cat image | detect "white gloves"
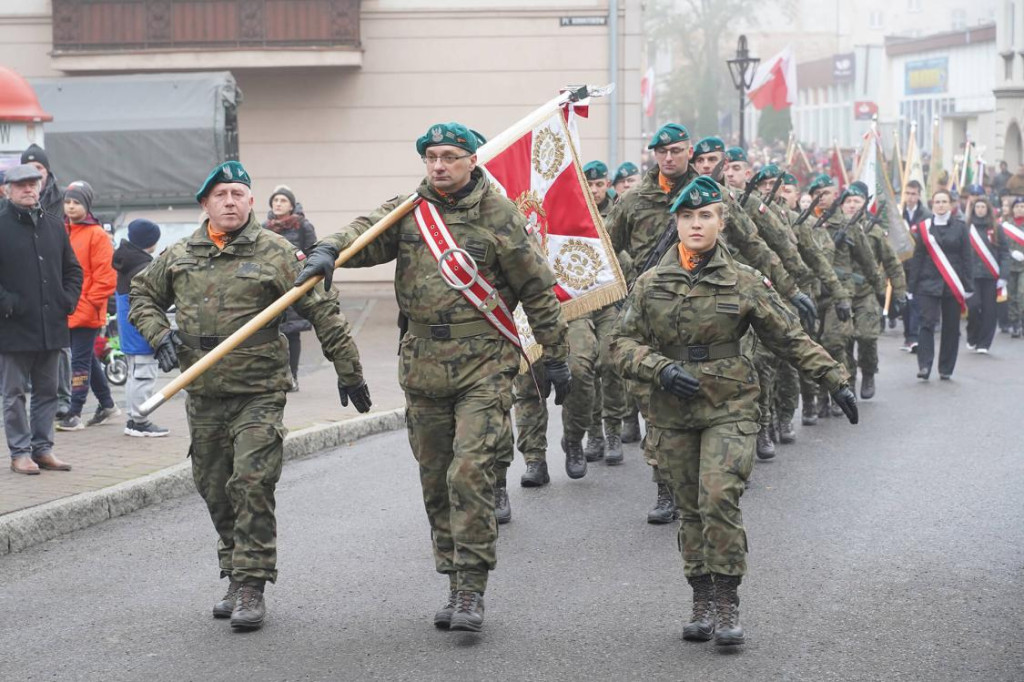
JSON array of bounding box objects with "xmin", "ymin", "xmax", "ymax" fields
[{"xmin": 1012, "ymin": 250, "xmax": 1024, "ymax": 263}]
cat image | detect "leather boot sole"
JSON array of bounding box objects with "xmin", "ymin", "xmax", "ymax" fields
[
  {"xmin": 213, "ymin": 602, "xmax": 234, "ymax": 619},
  {"xmin": 449, "ymin": 615, "xmax": 483, "ymax": 632},
  {"xmin": 10, "ymin": 460, "xmax": 41, "ymax": 475},
  {"xmin": 230, "ymin": 616, "xmax": 264, "ymax": 631},
  {"xmin": 715, "ymin": 630, "xmax": 745, "ymax": 646},
  {"xmin": 682, "ymin": 623, "xmax": 715, "ymax": 642}
]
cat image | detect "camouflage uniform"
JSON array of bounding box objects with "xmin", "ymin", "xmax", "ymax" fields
[
  {"xmin": 320, "ymin": 169, "xmax": 567, "ymax": 594},
  {"xmin": 848, "ymin": 220, "xmax": 907, "ymax": 377},
  {"xmin": 612, "ymin": 245, "xmax": 848, "ymax": 577},
  {"xmin": 130, "ymin": 213, "xmax": 364, "ymax": 583}
]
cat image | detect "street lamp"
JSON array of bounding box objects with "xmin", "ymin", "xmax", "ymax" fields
[{"xmin": 726, "ymin": 35, "xmax": 759, "ymax": 150}]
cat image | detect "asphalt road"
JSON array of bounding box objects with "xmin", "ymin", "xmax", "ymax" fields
[{"xmin": 2, "ymin": 332, "xmax": 1023, "ymax": 681}]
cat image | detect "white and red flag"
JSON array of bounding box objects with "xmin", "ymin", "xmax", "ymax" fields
[
  {"xmin": 748, "ymin": 46, "xmax": 797, "ymax": 110},
  {"xmin": 482, "ymin": 103, "xmax": 626, "ymax": 360},
  {"xmin": 641, "ymin": 67, "xmax": 656, "ymax": 116}
]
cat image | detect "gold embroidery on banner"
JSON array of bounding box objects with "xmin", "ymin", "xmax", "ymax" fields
[
  {"xmin": 553, "ymin": 239, "xmax": 603, "ymax": 291},
  {"xmin": 514, "ymin": 189, "xmax": 548, "ymax": 250},
  {"xmin": 532, "ymin": 127, "xmax": 566, "ymax": 181}
]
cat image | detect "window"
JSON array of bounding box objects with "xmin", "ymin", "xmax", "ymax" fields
[
  {"xmin": 869, "ymin": 11, "xmax": 884, "ymax": 30},
  {"xmin": 951, "ymin": 8, "xmax": 966, "ymax": 30}
]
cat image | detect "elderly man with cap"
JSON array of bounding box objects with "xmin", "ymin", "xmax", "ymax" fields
[
  {"xmin": 130, "ymin": 160, "xmax": 370, "ymax": 631},
  {"xmin": 0, "ymin": 165, "xmax": 82, "ymax": 474},
  {"xmin": 612, "ymin": 174, "xmax": 856, "ymax": 647},
  {"xmin": 296, "ymin": 121, "xmax": 569, "ymax": 632}
]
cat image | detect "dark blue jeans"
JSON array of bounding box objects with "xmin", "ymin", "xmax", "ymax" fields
[{"xmin": 69, "ymin": 327, "xmax": 113, "ymax": 418}]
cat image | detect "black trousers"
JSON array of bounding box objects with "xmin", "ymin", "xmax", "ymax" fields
[
  {"xmin": 285, "ymin": 331, "xmax": 301, "ymax": 380},
  {"xmin": 917, "ymin": 293, "xmax": 962, "ymax": 376},
  {"xmin": 966, "ymin": 278, "xmax": 997, "ymax": 350}
]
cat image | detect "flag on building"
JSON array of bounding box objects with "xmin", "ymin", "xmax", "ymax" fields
[
  {"xmin": 482, "ymin": 103, "xmax": 626, "ymax": 360},
  {"xmin": 748, "ymin": 46, "xmax": 798, "ymax": 110},
  {"xmin": 641, "ymin": 67, "xmax": 656, "ymax": 117}
]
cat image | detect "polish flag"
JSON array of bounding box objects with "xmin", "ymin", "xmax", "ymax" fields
[
  {"xmin": 641, "ymin": 67, "xmax": 656, "ymax": 116},
  {"xmin": 748, "ymin": 46, "xmax": 797, "ymax": 110}
]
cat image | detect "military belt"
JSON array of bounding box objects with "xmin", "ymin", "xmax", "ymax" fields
[
  {"xmin": 833, "ymin": 267, "xmax": 866, "ymax": 284},
  {"xmin": 407, "ymin": 319, "xmax": 498, "ymax": 341},
  {"xmin": 661, "ymin": 341, "xmax": 741, "ymax": 363},
  {"xmin": 177, "ymin": 327, "xmax": 280, "ymax": 351}
]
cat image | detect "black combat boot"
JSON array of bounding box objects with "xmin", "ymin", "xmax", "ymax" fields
[
  {"xmin": 584, "ymin": 433, "xmax": 606, "ymax": 462},
  {"xmin": 860, "ymin": 373, "xmax": 876, "ymax": 399},
  {"xmin": 621, "ymin": 415, "xmax": 642, "ymax": 443},
  {"xmin": 562, "ymin": 436, "xmax": 587, "ymax": 479},
  {"xmin": 778, "ymin": 415, "xmax": 796, "ymax": 444},
  {"xmin": 605, "ymin": 433, "xmax": 624, "ymax": 465},
  {"xmin": 230, "ymin": 582, "xmax": 266, "ymax": 631},
  {"xmin": 448, "ymin": 591, "xmax": 485, "ymax": 632},
  {"xmin": 647, "ymin": 482, "xmax": 678, "ymax": 524},
  {"xmin": 817, "ymin": 394, "xmax": 831, "ymax": 419},
  {"xmin": 801, "ymin": 398, "xmax": 818, "ymax": 426},
  {"xmin": 755, "ymin": 426, "xmax": 776, "ymax": 460},
  {"xmin": 830, "ymin": 398, "xmax": 845, "ymax": 417},
  {"xmin": 713, "ymin": 574, "xmax": 744, "ymax": 646},
  {"xmin": 682, "ymin": 574, "xmax": 716, "ymax": 642},
  {"xmin": 494, "ymin": 481, "xmax": 511, "ymax": 525},
  {"xmin": 520, "ymin": 460, "xmax": 550, "ymax": 487},
  {"xmin": 767, "ymin": 420, "xmax": 778, "ymax": 444},
  {"xmin": 213, "ymin": 579, "xmax": 242, "ymax": 619},
  {"xmin": 433, "ymin": 588, "xmax": 457, "ymax": 629}
]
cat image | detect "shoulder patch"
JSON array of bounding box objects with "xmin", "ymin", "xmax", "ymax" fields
[
  {"xmin": 295, "ymin": 250, "xmax": 306, "ymax": 261},
  {"xmin": 758, "ymin": 202, "xmax": 767, "ymax": 214},
  {"xmin": 763, "ymin": 276, "xmax": 773, "ymax": 289}
]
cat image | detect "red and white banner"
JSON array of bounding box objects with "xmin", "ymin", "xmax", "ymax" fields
[
  {"xmin": 970, "ymin": 226, "xmax": 1006, "ymax": 299},
  {"xmin": 1003, "ymin": 221, "xmax": 1024, "ymax": 249},
  {"xmin": 748, "ymin": 46, "xmax": 797, "ymax": 110},
  {"xmin": 641, "ymin": 67, "xmax": 656, "ymax": 117},
  {"xmin": 482, "ymin": 103, "xmax": 626, "ymax": 359},
  {"xmin": 919, "ymin": 219, "xmax": 968, "ymax": 312}
]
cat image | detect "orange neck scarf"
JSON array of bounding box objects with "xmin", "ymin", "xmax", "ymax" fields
[
  {"xmin": 658, "ymin": 172, "xmax": 675, "ymax": 194},
  {"xmin": 677, "ymin": 243, "xmax": 708, "ymax": 271},
  {"xmin": 207, "ymin": 225, "xmax": 229, "ymax": 250}
]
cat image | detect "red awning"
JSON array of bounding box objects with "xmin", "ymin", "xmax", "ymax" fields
[{"xmin": 0, "ymin": 66, "xmax": 53, "ymax": 122}]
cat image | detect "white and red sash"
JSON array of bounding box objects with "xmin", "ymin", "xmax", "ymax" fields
[
  {"xmin": 969, "ymin": 225, "xmax": 1007, "ymax": 298},
  {"xmin": 1002, "ymin": 221, "xmax": 1024, "ymax": 249},
  {"xmin": 918, "ymin": 219, "xmax": 967, "ymax": 312},
  {"xmin": 412, "ymin": 198, "xmax": 523, "ymax": 349}
]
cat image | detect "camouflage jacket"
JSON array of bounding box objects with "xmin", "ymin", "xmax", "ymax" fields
[
  {"xmin": 825, "ymin": 212, "xmax": 883, "ymax": 296},
  {"xmin": 772, "ymin": 202, "xmax": 850, "ymax": 304},
  {"xmin": 130, "ymin": 213, "xmax": 363, "ymax": 396},
  {"xmin": 611, "ymin": 244, "xmax": 848, "ymax": 431},
  {"xmin": 862, "ymin": 221, "xmax": 908, "ymax": 299},
  {"xmin": 740, "ymin": 189, "xmax": 813, "ymax": 285},
  {"xmin": 321, "ymin": 169, "xmax": 567, "ymax": 362}
]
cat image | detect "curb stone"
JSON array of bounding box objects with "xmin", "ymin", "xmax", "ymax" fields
[{"xmin": 0, "ymin": 408, "xmax": 405, "ymax": 556}]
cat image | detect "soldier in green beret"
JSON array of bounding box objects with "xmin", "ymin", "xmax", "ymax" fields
[
  {"xmin": 611, "ymin": 175, "xmax": 857, "ymax": 647},
  {"xmin": 296, "ymin": 122, "xmax": 569, "ymax": 632},
  {"xmin": 612, "ymin": 161, "xmax": 641, "ymax": 197},
  {"xmin": 130, "ymin": 161, "xmax": 370, "ymax": 631}
]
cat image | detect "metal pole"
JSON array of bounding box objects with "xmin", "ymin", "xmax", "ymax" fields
[
  {"xmin": 608, "ymin": 0, "xmax": 619, "ymax": 169},
  {"xmin": 739, "ymin": 89, "xmax": 746, "ymax": 150}
]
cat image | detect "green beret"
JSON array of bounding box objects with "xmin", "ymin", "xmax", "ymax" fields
[
  {"xmin": 470, "ymin": 129, "xmax": 487, "ymax": 146},
  {"xmin": 725, "ymin": 147, "xmax": 748, "ymax": 163},
  {"xmin": 196, "ymin": 161, "xmax": 252, "ymax": 203},
  {"xmin": 806, "ymin": 173, "xmax": 835, "ymax": 194},
  {"xmin": 583, "ymin": 160, "xmax": 609, "ymax": 181},
  {"xmin": 613, "ymin": 161, "xmax": 639, "ymax": 184},
  {"xmin": 782, "ymin": 172, "xmax": 798, "ymax": 186},
  {"xmin": 753, "ymin": 163, "xmax": 782, "ymax": 185},
  {"xmin": 607, "ymin": 187, "xmax": 618, "ymax": 201},
  {"xmin": 692, "ymin": 136, "xmax": 725, "ymax": 159},
  {"xmin": 841, "ymin": 181, "xmax": 870, "ymax": 203},
  {"xmin": 648, "ymin": 123, "xmax": 690, "ymax": 149},
  {"xmin": 416, "ymin": 122, "xmax": 478, "ymax": 156},
  {"xmin": 669, "ymin": 176, "xmax": 723, "ymax": 213}
]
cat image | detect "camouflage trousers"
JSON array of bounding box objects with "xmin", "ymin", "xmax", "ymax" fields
[
  {"xmin": 513, "ymin": 318, "xmax": 597, "ymax": 462},
  {"xmin": 772, "ymin": 361, "xmax": 801, "ymax": 421},
  {"xmin": 846, "ymin": 292, "xmax": 882, "ymax": 375},
  {"xmin": 587, "ymin": 305, "xmax": 627, "ymax": 439},
  {"xmin": 752, "ymin": 335, "xmax": 777, "ymax": 428},
  {"xmin": 1008, "ymin": 270, "xmax": 1024, "ymax": 326},
  {"xmin": 808, "ymin": 297, "xmax": 854, "ymax": 406},
  {"xmin": 651, "ymin": 421, "xmax": 757, "ymax": 577},
  {"xmin": 186, "ymin": 391, "xmax": 287, "ymax": 583}
]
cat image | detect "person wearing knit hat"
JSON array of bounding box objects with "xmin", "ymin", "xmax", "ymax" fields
[
  {"xmin": 21, "ymin": 143, "xmax": 62, "ymax": 217},
  {"xmin": 128, "ymin": 218, "xmax": 161, "ymax": 249},
  {"xmin": 263, "ymin": 185, "xmax": 318, "ymax": 390},
  {"xmin": 64, "ymin": 180, "xmax": 95, "ymax": 218}
]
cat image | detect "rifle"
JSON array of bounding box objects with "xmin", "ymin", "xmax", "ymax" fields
[
  {"xmin": 738, "ymin": 176, "xmax": 759, "ymax": 208},
  {"xmin": 866, "ymin": 199, "xmax": 887, "ymax": 228},
  {"xmin": 832, "ymin": 200, "xmax": 869, "ymax": 248},
  {"xmin": 793, "ymin": 194, "xmax": 822, "ymax": 227},
  {"xmin": 764, "ymin": 172, "xmax": 786, "ymax": 208},
  {"xmin": 709, "ymin": 157, "xmax": 727, "ymax": 184},
  {"xmin": 811, "ymin": 194, "xmax": 843, "ymax": 230}
]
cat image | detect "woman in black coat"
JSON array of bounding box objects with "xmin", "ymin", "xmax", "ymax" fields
[
  {"xmin": 964, "ymin": 198, "xmax": 1008, "ymax": 354},
  {"xmin": 907, "ymin": 190, "xmax": 974, "ymax": 380},
  {"xmin": 263, "ymin": 185, "xmax": 318, "ymax": 391}
]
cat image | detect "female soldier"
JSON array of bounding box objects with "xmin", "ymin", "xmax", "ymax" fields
[{"xmin": 611, "ymin": 176, "xmax": 858, "ymax": 647}]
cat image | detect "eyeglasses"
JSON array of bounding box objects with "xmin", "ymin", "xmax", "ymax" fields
[
  {"xmin": 421, "ymin": 153, "xmax": 473, "ymax": 166},
  {"xmin": 654, "ymin": 146, "xmax": 690, "ymax": 158}
]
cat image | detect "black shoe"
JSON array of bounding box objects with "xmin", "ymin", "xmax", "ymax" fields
[
  {"xmin": 584, "ymin": 434, "xmax": 605, "ymax": 462},
  {"xmin": 917, "ymin": 368, "xmax": 930, "ymax": 381},
  {"xmin": 562, "ymin": 437, "xmax": 587, "ymax": 479},
  {"xmin": 682, "ymin": 574, "xmax": 716, "ymax": 642},
  {"xmin": 860, "ymin": 374, "xmax": 875, "ymax": 400},
  {"xmin": 779, "ymin": 419, "xmax": 796, "ymax": 444},
  {"xmin": 213, "ymin": 580, "xmax": 242, "ymax": 619},
  {"xmin": 939, "ymin": 374, "xmax": 952, "ymax": 381},
  {"xmin": 448, "ymin": 591, "xmax": 485, "ymax": 632},
  {"xmin": 621, "ymin": 416, "xmax": 641, "ymax": 443},
  {"xmin": 647, "ymin": 482, "xmax": 678, "ymax": 524},
  {"xmin": 605, "ymin": 434, "xmax": 624, "ymax": 465},
  {"xmin": 520, "ymin": 460, "xmax": 550, "ymax": 488},
  {"xmin": 801, "ymin": 400, "xmax": 818, "ymax": 426},
  {"xmin": 230, "ymin": 582, "xmax": 266, "ymax": 631},
  {"xmin": 713, "ymin": 574, "xmax": 744, "ymax": 646},
  {"xmin": 434, "ymin": 589, "xmax": 457, "ymax": 629},
  {"xmin": 494, "ymin": 483, "xmax": 511, "ymax": 525},
  {"xmin": 756, "ymin": 427, "xmax": 776, "ymax": 460}
]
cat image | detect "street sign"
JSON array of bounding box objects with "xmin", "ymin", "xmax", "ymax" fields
[
  {"xmin": 559, "ymin": 16, "xmax": 607, "ymax": 27},
  {"xmin": 854, "ymin": 101, "xmax": 878, "ymax": 120},
  {"xmin": 0, "ymin": 121, "xmax": 43, "ymax": 153}
]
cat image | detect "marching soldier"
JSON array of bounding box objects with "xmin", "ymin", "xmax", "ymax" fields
[
  {"xmin": 612, "ymin": 161, "xmax": 641, "ymax": 197},
  {"xmin": 612, "ymin": 175, "xmax": 857, "ymax": 646},
  {"xmin": 296, "ymin": 122, "xmax": 569, "ymax": 632},
  {"xmin": 130, "ymin": 161, "xmax": 370, "ymax": 632}
]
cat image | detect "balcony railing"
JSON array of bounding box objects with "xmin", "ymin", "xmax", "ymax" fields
[{"xmin": 51, "ymin": 0, "xmax": 361, "ymax": 53}]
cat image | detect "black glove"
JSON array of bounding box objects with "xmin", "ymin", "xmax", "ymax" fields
[
  {"xmin": 790, "ymin": 292, "xmax": 817, "ymax": 329},
  {"xmin": 890, "ymin": 296, "xmax": 906, "ymax": 318},
  {"xmin": 830, "ymin": 385, "xmax": 859, "ymax": 425},
  {"xmin": 835, "ymin": 300, "xmax": 852, "ymax": 322},
  {"xmin": 154, "ymin": 330, "xmax": 181, "ymax": 373},
  {"xmin": 294, "ymin": 242, "xmax": 341, "ymax": 291},
  {"xmin": 338, "ymin": 380, "xmax": 372, "ymax": 413},
  {"xmin": 659, "ymin": 363, "xmax": 701, "ymax": 400},
  {"xmin": 543, "ymin": 359, "xmax": 572, "ymax": 406}
]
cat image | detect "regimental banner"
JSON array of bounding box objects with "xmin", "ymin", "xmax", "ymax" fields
[{"xmin": 483, "ymin": 103, "xmax": 626, "ymax": 362}]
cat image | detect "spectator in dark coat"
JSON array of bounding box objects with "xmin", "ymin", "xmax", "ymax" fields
[
  {"xmin": 900, "ymin": 180, "xmax": 932, "ymax": 352},
  {"xmin": 0, "ymin": 164, "xmax": 82, "ymax": 475},
  {"xmin": 21, "ymin": 144, "xmax": 63, "ymax": 220},
  {"xmin": 964, "ymin": 198, "xmax": 1008, "ymax": 353},
  {"xmin": 263, "ymin": 185, "xmax": 317, "ymax": 390}
]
